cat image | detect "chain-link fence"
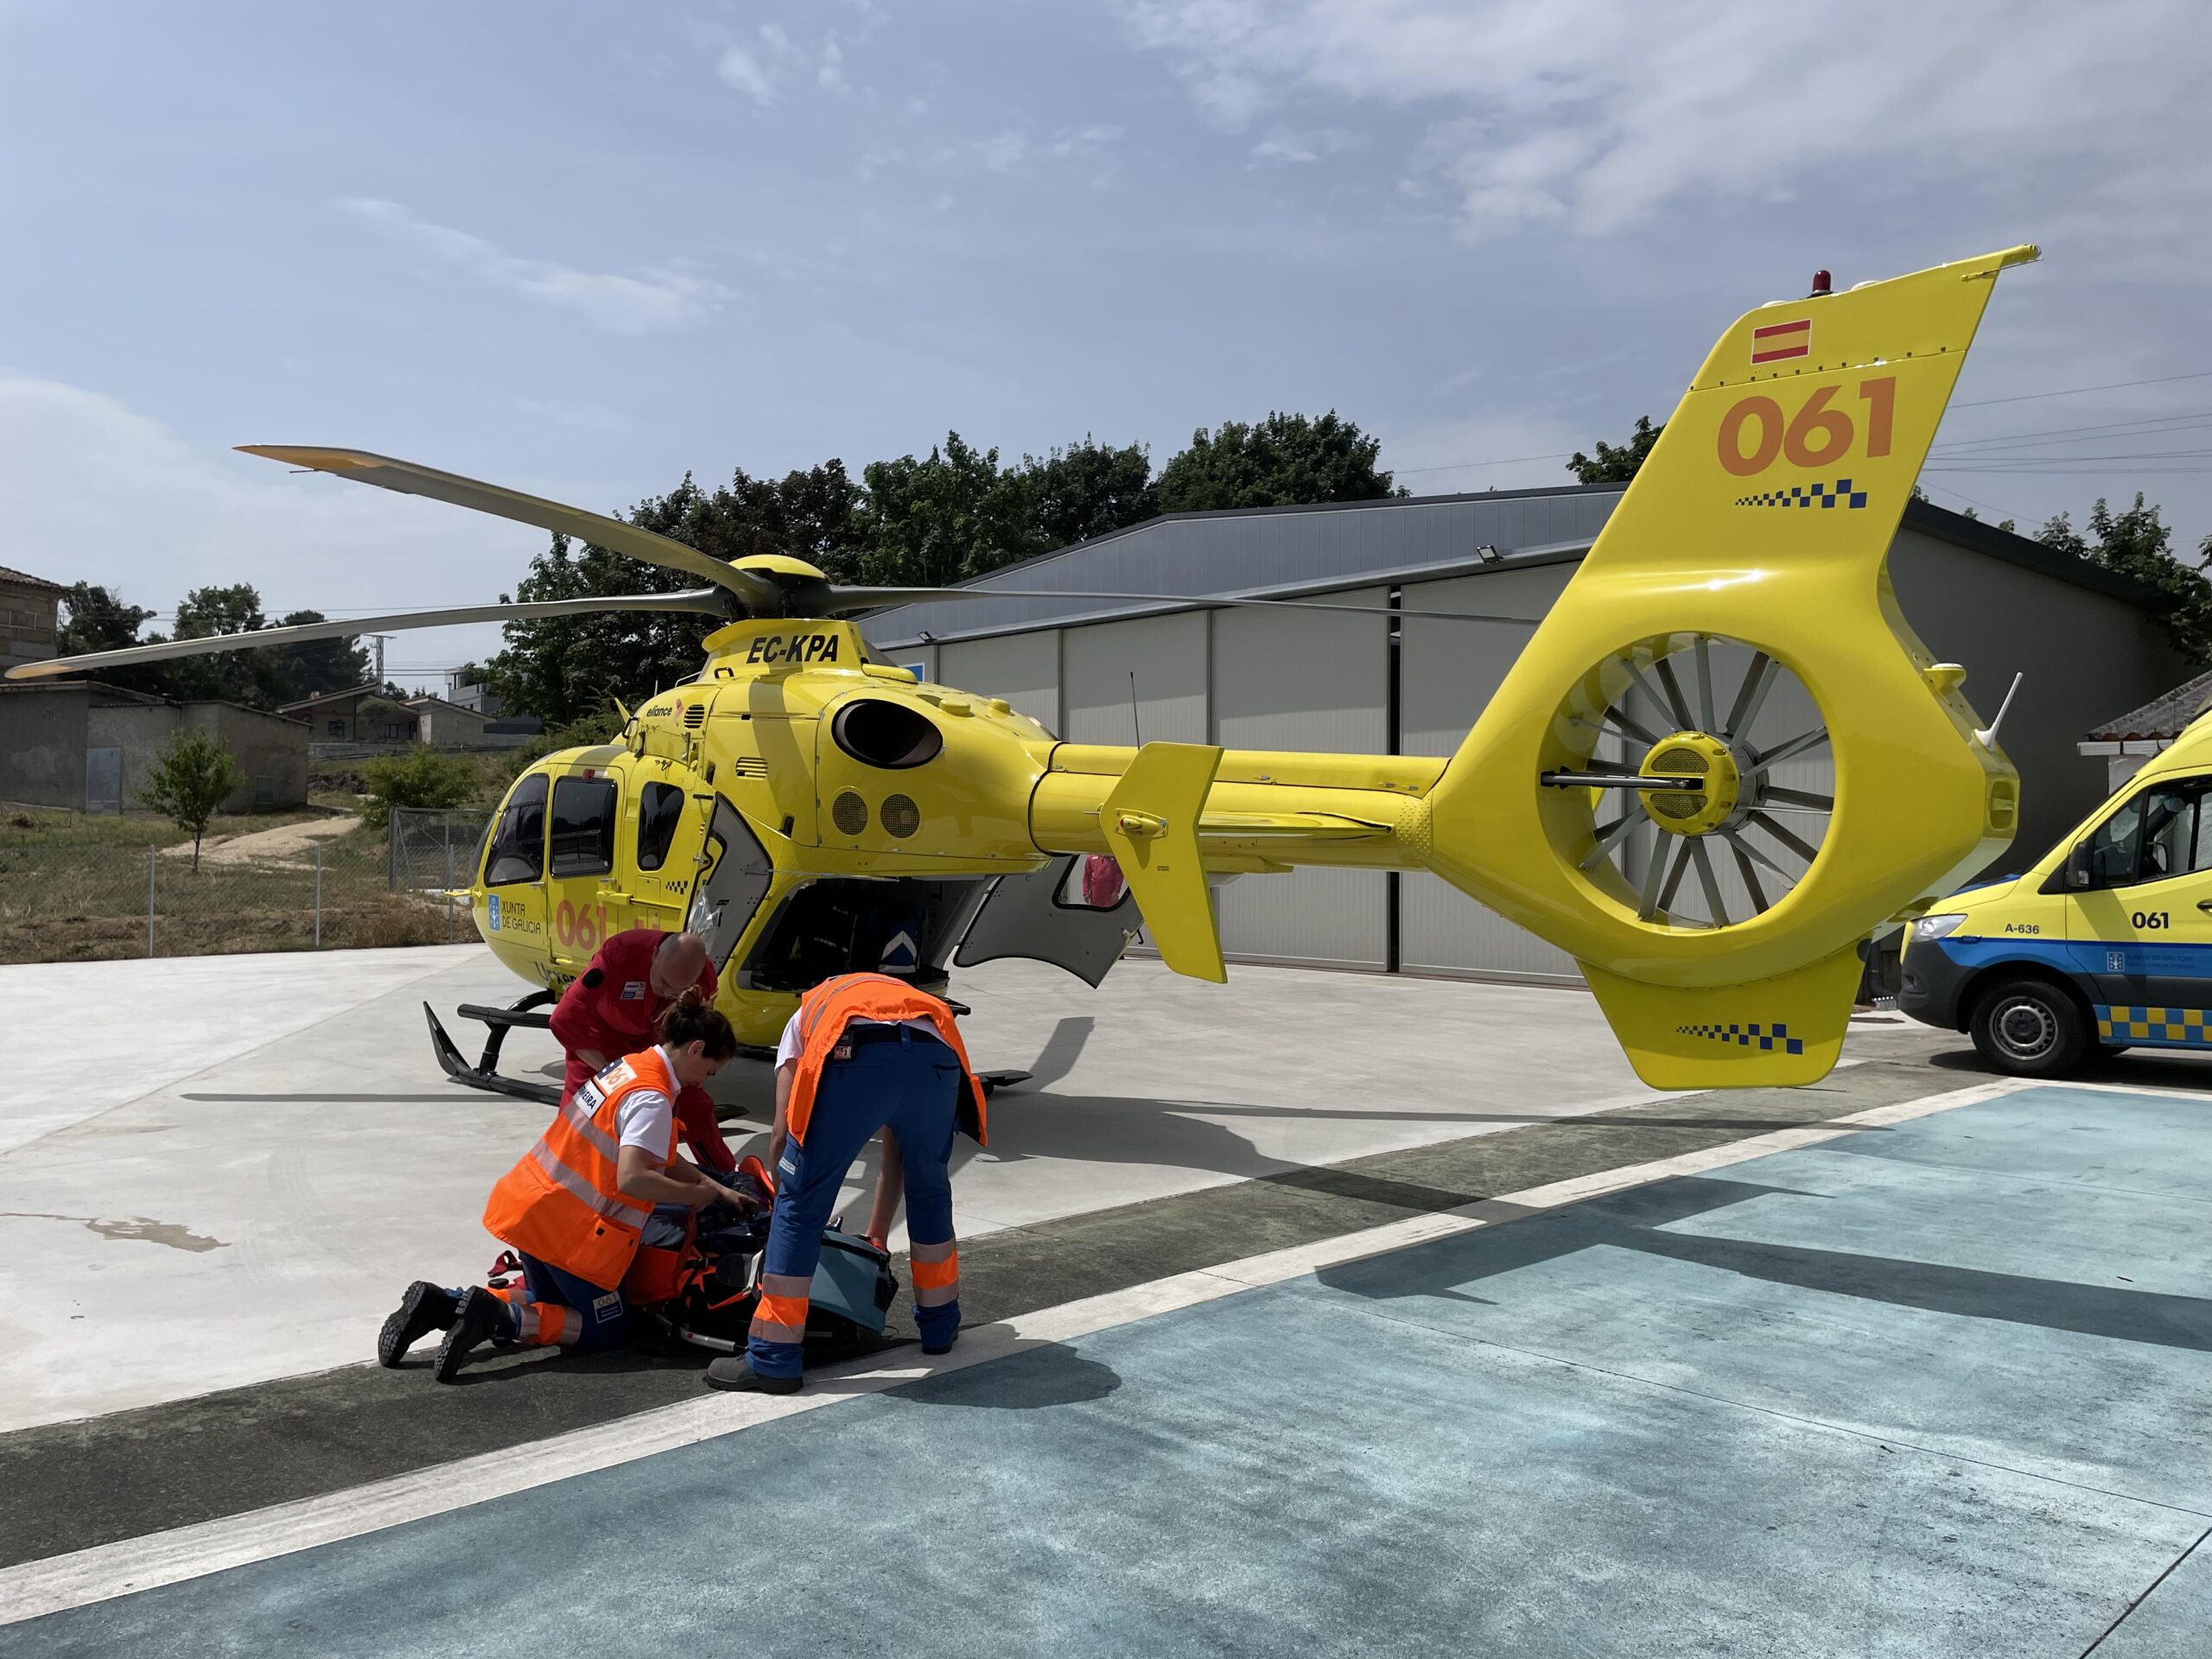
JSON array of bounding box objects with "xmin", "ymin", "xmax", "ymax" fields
[{"xmin": 0, "ymin": 805, "xmax": 494, "ymax": 965}]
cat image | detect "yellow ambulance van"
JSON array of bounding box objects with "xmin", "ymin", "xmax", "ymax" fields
[{"xmin": 1901, "ymin": 706, "xmax": 2212, "ymax": 1075}]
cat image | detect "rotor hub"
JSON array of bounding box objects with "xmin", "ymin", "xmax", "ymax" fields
[{"xmin": 1639, "ymin": 731, "xmax": 1740, "ymax": 837}]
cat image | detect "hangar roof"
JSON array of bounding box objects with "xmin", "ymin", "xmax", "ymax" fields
[{"xmin": 859, "ymin": 484, "xmax": 2160, "ymax": 651}]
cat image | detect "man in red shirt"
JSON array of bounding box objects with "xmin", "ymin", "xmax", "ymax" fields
[{"xmin": 548, "ymin": 928, "xmax": 736, "ymax": 1171}]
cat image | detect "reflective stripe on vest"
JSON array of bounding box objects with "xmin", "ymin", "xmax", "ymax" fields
[
  {"xmin": 528, "ymin": 1139, "xmax": 652, "ymax": 1230},
  {"xmin": 783, "ymin": 974, "xmax": 988, "ymax": 1147},
  {"xmin": 482, "ymin": 1047, "xmax": 679, "ymax": 1288}
]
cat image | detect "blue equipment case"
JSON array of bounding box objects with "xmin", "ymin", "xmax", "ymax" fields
[{"xmin": 810, "ymin": 1229, "xmax": 895, "ymax": 1335}]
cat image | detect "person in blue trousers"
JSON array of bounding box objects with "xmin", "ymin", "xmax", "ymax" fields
[{"xmin": 706, "ymin": 972, "xmax": 987, "ymax": 1395}]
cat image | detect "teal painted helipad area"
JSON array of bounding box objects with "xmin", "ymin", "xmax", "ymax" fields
[{"xmin": 10, "ymin": 1084, "xmax": 2210, "ymax": 1657}]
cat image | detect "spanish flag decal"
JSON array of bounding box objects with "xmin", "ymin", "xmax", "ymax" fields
[{"xmin": 1751, "ymin": 317, "xmax": 1812, "ymax": 365}]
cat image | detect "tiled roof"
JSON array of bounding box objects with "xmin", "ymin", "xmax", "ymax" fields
[
  {"xmin": 2085, "ymin": 667, "xmax": 2212, "ymax": 741},
  {"xmin": 0, "ymin": 565, "xmax": 67, "ymax": 593}
]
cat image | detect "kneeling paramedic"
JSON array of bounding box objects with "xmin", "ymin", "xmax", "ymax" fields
[
  {"xmin": 378, "ymin": 989, "xmax": 739, "ymax": 1382},
  {"xmin": 706, "ymin": 971, "xmax": 987, "ymax": 1395}
]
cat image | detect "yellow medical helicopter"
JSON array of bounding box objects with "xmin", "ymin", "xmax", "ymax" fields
[{"xmin": 10, "ymin": 245, "xmax": 2039, "ymax": 1091}]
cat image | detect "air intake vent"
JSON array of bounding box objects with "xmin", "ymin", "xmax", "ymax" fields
[
  {"xmin": 831, "ymin": 791, "xmax": 869, "ymax": 836},
  {"xmin": 880, "ymin": 794, "xmax": 920, "ymax": 838},
  {"xmin": 728, "ymin": 756, "xmax": 768, "ymax": 779},
  {"xmin": 683, "ymin": 702, "xmax": 708, "ymax": 728}
]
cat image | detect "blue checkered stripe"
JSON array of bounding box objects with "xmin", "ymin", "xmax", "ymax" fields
[
  {"xmin": 1735, "ymin": 478, "xmax": 1868, "ymax": 510},
  {"xmin": 2094, "ymin": 1005, "xmax": 2212, "ymax": 1047},
  {"xmin": 1676, "ymin": 1021, "xmax": 1805, "ymax": 1055}
]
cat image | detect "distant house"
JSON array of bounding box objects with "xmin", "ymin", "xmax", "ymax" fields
[
  {"xmin": 278, "ymin": 684, "xmax": 416, "ymax": 743},
  {"xmin": 2079, "ymin": 668, "xmax": 2212, "ymax": 791},
  {"xmin": 444, "ymin": 665, "xmax": 503, "ymax": 718},
  {"xmin": 0, "ymin": 565, "xmax": 66, "ymax": 677},
  {"xmin": 405, "ymin": 695, "xmax": 493, "ymax": 747},
  {"xmin": 0, "ymin": 680, "xmax": 308, "ymax": 814}
]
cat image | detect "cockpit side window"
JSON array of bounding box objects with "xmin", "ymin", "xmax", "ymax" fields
[{"xmin": 484, "ymin": 772, "xmax": 548, "ymax": 887}]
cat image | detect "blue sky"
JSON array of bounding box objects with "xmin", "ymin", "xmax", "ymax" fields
[{"xmin": 2, "ymin": 0, "xmax": 2204, "ymax": 690}]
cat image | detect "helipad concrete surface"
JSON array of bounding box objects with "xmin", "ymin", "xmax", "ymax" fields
[
  {"xmin": 4, "ymin": 1071, "xmax": 2208, "ymax": 1656},
  {"xmin": 0, "ymin": 942, "xmax": 1707, "ymax": 1430}
]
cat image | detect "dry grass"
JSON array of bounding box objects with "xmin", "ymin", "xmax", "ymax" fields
[{"xmin": 0, "ymin": 808, "xmax": 474, "ymax": 963}]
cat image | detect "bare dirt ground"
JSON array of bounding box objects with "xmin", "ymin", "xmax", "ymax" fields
[{"xmin": 159, "ymin": 816, "xmax": 358, "ymax": 867}]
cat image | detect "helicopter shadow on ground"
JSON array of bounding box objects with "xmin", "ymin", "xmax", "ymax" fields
[{"xmin": 1311, "ymin": 1171, "xmax": 2212, "ymax": 1351}]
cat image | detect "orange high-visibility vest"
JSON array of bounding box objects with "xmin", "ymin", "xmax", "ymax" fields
[
  {"xmin": 482, "ymin": 1046, "xmax": 679, "ymax": 1289},
  {"xmin": 784, "ymin": 974, "xmax": 988, "ymax": 1148}
]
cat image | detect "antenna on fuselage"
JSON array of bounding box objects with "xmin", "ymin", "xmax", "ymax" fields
[{"xmin": 1128, "ymin": 671, "xmax": 1142, "ymax": 746}]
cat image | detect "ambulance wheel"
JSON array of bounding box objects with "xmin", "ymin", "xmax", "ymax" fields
[{"xmin": 1969, "ymin": 978, "xmax": 2089, "ymax": 1077}]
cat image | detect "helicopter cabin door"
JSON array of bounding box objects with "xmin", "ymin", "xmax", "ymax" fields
[
  {"xmin": 954, "ymin": 854, "xmax": 1140, "ymax": 988},
  {"xmin": 542, "ymin": 758, "xmax": 644, "ymax": 973}
]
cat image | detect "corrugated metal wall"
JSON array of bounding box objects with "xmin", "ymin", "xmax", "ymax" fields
[
  {"xmin": 1397, "ymin": 568, "xmax": 1584, "ymax": 981},
  {"xmin": 1063, "ymin": 611, "xmax": 1209, "ymax": 744},
  {"xmin": 938, "ymin": 631, "xmax": 1061, "ymax": 734},
  {"xmin": 1211, "ymin": 587, "xmax": 1389, "ymax": 969}
]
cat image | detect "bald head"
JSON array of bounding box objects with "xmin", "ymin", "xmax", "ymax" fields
[{"xmin": 650, "ymin": 931, "xmax": 709, "ymax": 998}]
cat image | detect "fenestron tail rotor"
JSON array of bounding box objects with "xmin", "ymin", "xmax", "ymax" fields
[{"xmin": 1545, "ymin": 633, "xmax": 1834, "ymax": 931}]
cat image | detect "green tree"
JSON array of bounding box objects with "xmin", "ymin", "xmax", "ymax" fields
[
  {"xmin": 361, "ymin": 747, "xmax": 477, "ymax": 831},
  {"xmin": 486, "ymin": 464, "xmax": 867, "ymax": 724},
  {"xmin": 1154, "ymin": 410, "xmax": 1398, "ymax": 514},
  {"xmin": 858, "ymin": 432, "xmax": 1041, "ymax": 586},
  {"xmin": 1566, "ymin": 416, "xmax": 1665, "ymax": 484},
  {"xmin": 2039, "ymin": 494, "xmax": 2212, "ymax": 665},
  {"xmin": 264, "ymin": 611, "xmax": 372, "ymax": 702},
  {"xmin": 57, "ymin": 583, "xmax": 154, "ymax": 656},
  {"xmin": 137, "ymin": 728, "xmax": 245, "ymax": 871},
  {"xmin": 1008, "ymin": 436, "xmax": 1157, "ymax": 549},
  {"xmin": 54, "ymin": 583, "xmax": 172, "ymax": 696}
]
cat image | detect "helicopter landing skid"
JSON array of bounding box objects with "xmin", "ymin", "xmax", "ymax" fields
[{"xmin": 424, "ymin": 993, "xmax": 563, "ymax": 1108}]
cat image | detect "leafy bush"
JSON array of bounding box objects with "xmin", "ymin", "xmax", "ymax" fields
[
  {"xmin": 138, "ymin": 729, "xmax": 245, "ymax": 870},
  {"xmin": 506, "ymin": 708, "xmax": 626, "ymax": 775},
  {"xmin": 361, "ymin": 747, "xmax": 478, "ymax": 830}
]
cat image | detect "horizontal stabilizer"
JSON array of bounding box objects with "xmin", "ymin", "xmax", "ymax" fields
[
  {"xmin": 1581, "ymin": 946, "xmax": 1866, "ymax": 1090},
  {"xmin": 1103, "ymin": 742, "xmax": 1227, "ymax": 983}
]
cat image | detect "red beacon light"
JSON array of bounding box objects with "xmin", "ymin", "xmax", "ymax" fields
[{"xmin": 1809, "ymin": 269, "xmax": 1834, "ymax": 297}]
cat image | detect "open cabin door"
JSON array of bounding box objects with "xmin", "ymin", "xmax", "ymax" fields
[{"xmin": 955, "ymin": 854, "xmax": 1139, "ymax": 988}]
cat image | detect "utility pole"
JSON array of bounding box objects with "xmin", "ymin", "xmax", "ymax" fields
[{"xmin": 370, "ymin": 633, "xmax": 396, "ymax": 685}]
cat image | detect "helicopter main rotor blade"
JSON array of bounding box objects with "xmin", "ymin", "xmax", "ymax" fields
[
  {"xmin": 3, "ymin": 590, "xmax": 731, "ymax": 682},
  {"xmin": 238, "ymin": 447, "xmax": 785, "ymax": 615},
  {"xmin": 823, "ymin": 585, "xmax": 1543, "ymax": 626}
]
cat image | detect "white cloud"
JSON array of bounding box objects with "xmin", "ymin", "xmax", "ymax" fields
[
  {"xmin": 1123, "ymin": 1, "xmax": 2208, "ymax": 240},
  {"xmin": 974, "ymin": 130, "xmax": 1027, "ymax": 175},
  {"xmin": 757, "ymin": 22, "xmax": 796, "ymax": 59},
  {"xmin": 1048, "ymin": 124, "xmax": 1125, "ymax": 159},
  {"xmin": 340, "ymin": 199, "xmax": 732, "ymax": 335},
  {"xmin": 819, "ymin": 38, "xmax": 847, "ymax": 92},
  {"xmin": 716, "ymin": 45, "xmax": 776, "ymax": 104},
  {"xmin": 0, "ymin": 370, "xmax": 544, "ymax": 671},
  {"xmin": 512, "ymin": 397, "xmax": 633, "ymax": 435},
  {"xmin": 1249, "ymin": 125, "xmax": 1361, "ymax": 165}
]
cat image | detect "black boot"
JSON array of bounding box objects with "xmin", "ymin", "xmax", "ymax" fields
[
  {"xmin": 704, "ymin": 1356, "xmax": 801, "ymax": 1395},
  {"xmin": 378, "ymin": 1281, "xmax": 456, "ymax": 1369},
  {"xmin": 433, "ymin": 1287, "xmax": 512, "ymax": 1384}
]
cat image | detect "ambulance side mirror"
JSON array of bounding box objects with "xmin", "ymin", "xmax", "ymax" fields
[{"xmin": 2065, "ymin": 843, "xmax": 2093, "ymax": 889}]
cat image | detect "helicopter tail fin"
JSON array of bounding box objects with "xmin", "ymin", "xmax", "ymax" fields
[{"xmin": 1408, "ymin": 245, "xmax": 2037, "ymax": 1087}]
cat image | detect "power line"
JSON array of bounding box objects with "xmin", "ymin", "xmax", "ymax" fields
[
  {"xmin": 1394, "ymin": 450, "xmax": 1577, "ymax": 477},
  {"xmin": 1948, "ymin": 368, "xmax": 2212, "ymax": 410},
  {"xmin": 1930, "ymin": 410, "xmax": 2212, "ymax": 454}
]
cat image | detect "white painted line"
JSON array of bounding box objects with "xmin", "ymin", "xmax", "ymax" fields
[{"xmin": 0, "ymin": 1077, "xmax": 2028, "ymax": 1627}]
